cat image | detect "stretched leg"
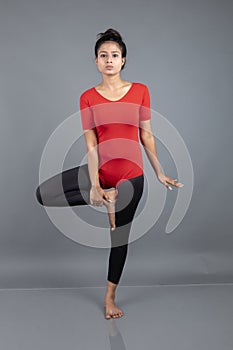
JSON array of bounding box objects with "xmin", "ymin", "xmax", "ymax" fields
[
  {"xmin": 104, "ymin": 174, "xmax": 144, "ymax": 319},
  {"xmin": 35, "ymin": 164, "xmax": 92, "ymax": 207},
  {"xmin": 35, "ymin": 164, "xmax": 117, "ymax": 228}
]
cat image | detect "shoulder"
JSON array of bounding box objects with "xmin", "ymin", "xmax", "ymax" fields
[
  {"xmin": 133, "ymin": 82, "xmax": 149, "ymax": 92},
  {"xmin": 80, "ymin": 86, "xmax": 94, "ymax": 100}
]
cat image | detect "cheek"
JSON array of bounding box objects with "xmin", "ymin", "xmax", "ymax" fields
[{"xmin": 96, "ymin": 60, "xmax": 104, "ymax": 66}]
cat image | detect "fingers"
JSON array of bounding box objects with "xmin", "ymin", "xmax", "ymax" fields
[
  {"xmin": 91, "ymin": 189, "xmax": 118, "ymax": 205},
  {"xmin": 173, "ymin": 179, "xmax": 184, "ymax": 188},
  {"xmin": 91, "ymin": 201, "xmax": 103, "ymax": 206},
  {"xmin": 90, "ymin": 187, "xmax": 104, "ymax": 206},
  {"xmin": 158, "ymin": 173, "xmax": 184, "ymax": 190},
  {"xmin": 167, "ymin": 178, "xmax": 184, "ymax": 190},
  {"xmin": 91, "ymin": 198, "xmax": 112, "ymax": 206},
  {"xmin": 164, "ymin": 178, "xmax": 184, "ymax": 191},
  {"xmin": 90, "ymin": 197, "xmax": 104, "ymax": 206},
  {"xmin": 103, "ymin": 194, "xmax": 113, "ymax": 203}
]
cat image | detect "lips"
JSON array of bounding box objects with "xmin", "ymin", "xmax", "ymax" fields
[{"xmin": 106, "ymin": 66, "xmax": 113, "ymax": 69}]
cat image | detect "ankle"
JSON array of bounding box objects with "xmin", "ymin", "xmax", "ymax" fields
[
  {"xmin": 105, "ymin": 294, "xmax": 115, "ymax": 302},
  {"xmin": 106, "ymin": 283, "xmax": 117, "ymax": 296},
  {"xmin": 106, "ymin": 288, "xmax": 115, "ymax": 296}
]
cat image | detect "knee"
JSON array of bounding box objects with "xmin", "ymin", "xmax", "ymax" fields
[
  {"xmin": 35, "ymin": 186, "xmax": 43, "ymax": 205},
  {"xmin": 115, "ymin": 244, "xmax": 128, "ymax": 259}
]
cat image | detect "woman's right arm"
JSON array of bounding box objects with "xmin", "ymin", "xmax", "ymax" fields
[
  {"xmin": 80, "ymin": 93, "xmax": 110, "ymax": 205},
  {"xmin": 83, "ymin": 129, "xmax": 101, "ymax": 188},
  {"xmin": 83, "ymin": 129, "xmax": 106, "ymax": 205}
]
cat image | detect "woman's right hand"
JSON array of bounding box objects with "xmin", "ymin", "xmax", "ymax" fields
[{"xmin": 90, "ymin": 185, "xmax": 105, "ymax": 206}]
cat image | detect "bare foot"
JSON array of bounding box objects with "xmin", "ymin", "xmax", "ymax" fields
[
  {"xmin": 103, "ymin": 189, "xmax": 118, "ymax": 231},
  {"xmin": 104, "ymin": 297, "xmax": 124, "ymax": 319}
]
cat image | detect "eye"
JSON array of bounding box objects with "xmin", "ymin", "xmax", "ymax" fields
[
  {"xmin": 113, "ymin": 54, "xmax": 119, "ymax": 57},
  {"xmin": 100, "ymin": 54, "xmax": 106, "ymax": 57}
]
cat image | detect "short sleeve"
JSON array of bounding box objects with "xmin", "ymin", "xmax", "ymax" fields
[
  {"xmin": 79, "ymin": 93, "xmax": 95, "ymax": 130},
  {"xmin": 140, "ymin": 85, "xmax": 151, "ymax": 121}
]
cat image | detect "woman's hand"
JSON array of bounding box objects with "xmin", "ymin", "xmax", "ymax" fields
[
  {"xmin": 90, "ymin": 185, "xmax": 113, "ymax": 206},
  {"xmin": 157, "ymin": 172, "xmax": 184, "ymax": 190},
  {"xmin": 90, "ymin": 185, "xmax": 105, "ymax": 206}
]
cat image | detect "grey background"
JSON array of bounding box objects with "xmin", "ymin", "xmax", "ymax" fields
[{"xmin": 0, "ymin": 0, "xmax": 232, "ymax": 288}]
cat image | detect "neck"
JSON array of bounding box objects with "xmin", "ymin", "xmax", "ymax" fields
[{"xmin": 99, "ymin": 74, "xmax": 125, "ymax": 90}]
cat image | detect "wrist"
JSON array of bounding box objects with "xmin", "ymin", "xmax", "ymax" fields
[
  {"xmin": 91, "ymin": 184, "xmax": 101, "ymax": 188},
  {"xmin": 156, "ymin": 171, "xmax": 163, "ymax": 178}
]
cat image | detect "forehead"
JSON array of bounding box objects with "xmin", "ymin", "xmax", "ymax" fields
[{"xmin": 98, "ymin": 41, "xmax": 121, "ymax": 52}]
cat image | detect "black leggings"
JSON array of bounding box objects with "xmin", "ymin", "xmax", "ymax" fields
[{"xmin": 35, "ymin": 164, "xmax": 144, "ymax": 285}]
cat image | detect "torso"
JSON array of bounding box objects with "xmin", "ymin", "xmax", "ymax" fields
[{"xmin": 80, "ymin": 81, "xmax": 151, "ymax": 189}]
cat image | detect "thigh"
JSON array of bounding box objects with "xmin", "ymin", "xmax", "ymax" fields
[
  {"xmin": 109, "ymin": 174, "xmax": 144, "ymax": 248},
  {"xmin": 36, "ymin": 163, "xmax": 91, "ymax": 200},
  {"xmin": 62, "ymin": 163, "xmax": 91, "ymax": 192},
  {"xmin": 115, "ymin": 174, "xmax": 144, "ymax": 227}
]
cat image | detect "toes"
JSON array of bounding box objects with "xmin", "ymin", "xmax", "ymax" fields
[
  {"xmin": 105, "ymin": 312, "xmax": 123, "ymax": 319},
  {"xmin": 105, "ymin": 310, "xmax": 111, "ymax": 319},
  {"xmin": 104, "ymin": 305, "xmax": 124, "ymax": 319}
]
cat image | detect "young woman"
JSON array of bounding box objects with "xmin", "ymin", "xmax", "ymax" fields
[{"xmin": 35, "ymin": 28, "xmax": 184, "ymax": 319}]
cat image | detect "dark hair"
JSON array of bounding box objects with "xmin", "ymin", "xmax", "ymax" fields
[{"xmin": 94, "ymin": 28, "xmax": 127, "ymax": 70}]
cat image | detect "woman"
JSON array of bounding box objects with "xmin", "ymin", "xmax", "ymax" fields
[{"xmin": 35, "ymin": 28, "xmax": 184, "ymax": 319}]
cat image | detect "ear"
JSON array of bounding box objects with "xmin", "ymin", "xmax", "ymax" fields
[{"xmin": 122, "ymin": 58, "xmax": 125, "ymax": 66}]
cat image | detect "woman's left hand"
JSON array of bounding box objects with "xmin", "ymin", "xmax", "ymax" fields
[{"xmin": 157, "ymin": 172, "xmax": 184, "ymax": 190}]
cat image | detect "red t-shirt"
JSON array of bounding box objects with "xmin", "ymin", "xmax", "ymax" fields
[{"xmin": 79, "ymin": 82, "xmax": 151, "ymax": 189}]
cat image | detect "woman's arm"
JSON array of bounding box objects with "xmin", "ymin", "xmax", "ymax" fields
[
  {"xmin": 83, "ymin": 129, "xmax": 101, "ymax": 188},
  {"xmin": 83, "ymin": 129, "xmax": 113, "ymax": 205},
  {"xmin": 139, "ymin": 120, "xmax": 184, "ymax": 190},
  {"xmin": 139, "ymin": 120, "xmax": 163, "ymax": 177}
]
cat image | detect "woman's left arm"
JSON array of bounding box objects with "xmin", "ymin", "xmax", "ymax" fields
[{"xmin": 139, "ymin": 120, "xmax": 184, "ymax": 190}]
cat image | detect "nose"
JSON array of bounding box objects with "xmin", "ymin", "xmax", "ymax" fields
[{"xmin": 106, "ymin": 56, "xmax": 112, "ymax": 63}]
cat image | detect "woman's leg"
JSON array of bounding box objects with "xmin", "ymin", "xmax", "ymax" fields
[
  {"xmin": 104, "ymin": 174, "xmax": 144, "ymax": 319},
  {"xmin": 35, "ymin": 164, "xmax": 118, "ymax": 229},
  {"xmin": 107, "ymin": 173, "xmax": 144, "ymax": 284},
  {"xmin": 35, "ymin": 164, "xmax": 92, "ymax": 207}
]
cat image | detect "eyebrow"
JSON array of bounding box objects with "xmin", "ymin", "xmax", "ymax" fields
[{"xmin": 99, "ymin": 50, "xmax": 120, "ymax": 53}]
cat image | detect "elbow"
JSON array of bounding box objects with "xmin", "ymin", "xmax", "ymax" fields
[
  {"xmin": 140, "ymin": 134, "xmax": 154, "ymax": 146},
  {"xmin": 86, "ymin": 144, "xmax": 98, "ymax": 155},
  {"xmin": 87, "ymin": 143, "xmax": 96, "ymax": 150}
]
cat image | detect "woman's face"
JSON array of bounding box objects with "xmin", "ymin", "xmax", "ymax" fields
[{"xmin": 95, "ymin": 41, "xmax": 125, "ymax": 75}]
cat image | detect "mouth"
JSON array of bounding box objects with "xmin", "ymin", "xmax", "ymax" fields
[{"xmin": 106, "ymin": 66, "xmax": 113, "ymax": 69}]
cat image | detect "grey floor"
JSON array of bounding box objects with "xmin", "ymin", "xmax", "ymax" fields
[{"xmin": 0, "ymin": 284, "xmax": 233, "ymax": 350}]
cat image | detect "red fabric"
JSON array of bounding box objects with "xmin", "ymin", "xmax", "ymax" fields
[{"xmin": 79, "ymin": 82, "xmax": 151, "ymax": 188}]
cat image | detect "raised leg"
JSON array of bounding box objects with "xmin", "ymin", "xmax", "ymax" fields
[
  {"xmin": 35, "ymin": 164, "xmax": 92, "ymax": 207},
  {"xmin": 35, "ymin": 164, "xmax": 120, "ymax": 230}
]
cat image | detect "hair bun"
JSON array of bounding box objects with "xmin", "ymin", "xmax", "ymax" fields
[{"xmin": 97, "ymin": 28, "xmax": 123, "ymax": 41}]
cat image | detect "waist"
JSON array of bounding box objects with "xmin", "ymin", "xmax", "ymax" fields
[{"xmin": 98, "ymin": 159, "xmax": 144, "ymax": 188}]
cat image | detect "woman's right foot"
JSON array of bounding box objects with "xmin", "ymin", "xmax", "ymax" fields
[
  {"xmin": 104, "ymin": 299, "xmax": 124, "ymax": 319},
  {"xmin": 104, "ymin": 291, "xmax": 124, "ymax": 319},
  {"xmin": 103, "ymin": 189, "xmax": 118, "ymax": 231}
]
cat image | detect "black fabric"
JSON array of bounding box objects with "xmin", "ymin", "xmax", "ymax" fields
[{"xmin": 35, "ymin": 163, "xmax": 144, "ymax": 285}]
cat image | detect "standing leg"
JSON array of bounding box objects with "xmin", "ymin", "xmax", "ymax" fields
[{"xmin": 104, "ymin": 174, "xmax": 144, "ymax": 319}]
